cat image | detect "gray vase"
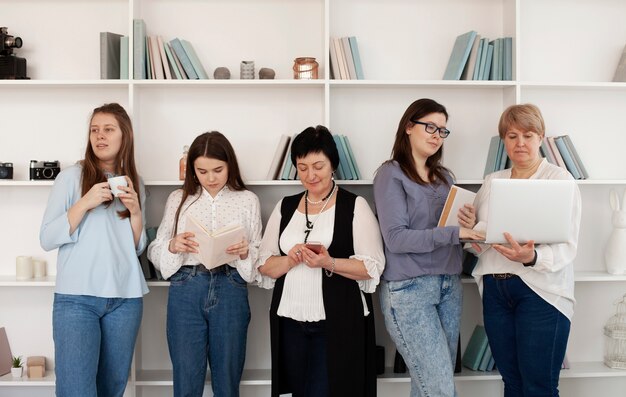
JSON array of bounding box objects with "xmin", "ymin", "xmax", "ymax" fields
[
  {"xmin": 259, "ymin": 67, "xmax": 275, "ymax": 79},
  {"xmin": 213, "ymin": 67, "xmax": 231, "ymax": 79},
  {"xmin": 240, "ymin": 61, "xmax": 255, "ymax": 79}
]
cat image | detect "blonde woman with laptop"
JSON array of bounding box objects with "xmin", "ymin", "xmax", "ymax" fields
[{"xmin": 469, "ymin": 104, "xmax": 582, "ymax": 397}]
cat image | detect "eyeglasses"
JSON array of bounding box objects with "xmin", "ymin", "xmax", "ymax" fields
[{"xmin": 411, "ymin": 120, "xmax": 450, "ymax": 139}]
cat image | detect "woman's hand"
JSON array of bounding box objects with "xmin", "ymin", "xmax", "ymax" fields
[
  {"xmin": 80, "ymin": 181, "xmax": 113, "ymax": 211},
  {"xmin": 301, "ymin": 245, "xmax": 332, "ymax": 270},
  {"xmin": 226, "ymin": 239, "xmax": 249, "ymax": 260},
  {"xmin": 116, "ymin": 176, "xmax": 141, "ymax": 217},
  {"xmin": 492, "ymin": 232, "xmax": 535, "ymax": 263},
  {"xmin": 168, "ymin": 232, "xmax": 199, "ymax": 254},
  {"xmin": 457, "ymin": 204, "xmax": 477, "ymax": 228},
  {"xmin": 460, "ymin": 227, "xmax": 484, "ymax": 241}
]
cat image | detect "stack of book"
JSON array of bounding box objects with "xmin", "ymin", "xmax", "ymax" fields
[
  {"xmin": 267, "ymin": 134, "xmax": 361, "ymax": 180},
  {"xmin": 483, "ymin": 135, "xmax": 588, "ymax": 180},
  {"xmin": 462, "ymin": 325, "xmax": 496, "ymax": 371},
  {"xmin": 443, "ymin": 31, "xmax": 513, "ymax": 81},
  {"xmin": 329, "ymin": 36, "xmax": 364, "ymax": 80}
]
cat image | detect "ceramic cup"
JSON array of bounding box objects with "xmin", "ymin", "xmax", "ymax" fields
[
  {"xmin": 33, "ymin": 259, "xmax": 47, "ymax": 278},
  {"xmin": 16, "ymin": 256, "xmax": 33, "ymax": 280},
  {"xmin": 107, "ymin": 175, "xmax": 128, "ymax": 197}
]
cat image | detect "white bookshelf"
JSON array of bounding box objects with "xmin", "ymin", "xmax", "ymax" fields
[{"xmin": 2, "ymin": 0, "xmax": 626, "ymax": 396}]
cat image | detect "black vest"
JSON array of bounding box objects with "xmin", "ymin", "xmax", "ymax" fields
[{"xmin": 269, "ymin": 187, "xmax": 377, "ymax": 397}]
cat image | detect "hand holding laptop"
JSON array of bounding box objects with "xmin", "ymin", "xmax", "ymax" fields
[{"xmin": 491, "ymin": 232, "xmax": 536, "ymax": 264}]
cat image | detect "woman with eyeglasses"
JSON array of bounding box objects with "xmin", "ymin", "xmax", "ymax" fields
[{"xmin": 373, "ymin": 98, "xmax": 482, "ymax": 396}]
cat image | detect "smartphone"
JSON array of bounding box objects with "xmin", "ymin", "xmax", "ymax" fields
[{"xmin": 305, "ymin": 242, "xmax": 323, "ymax": 254}]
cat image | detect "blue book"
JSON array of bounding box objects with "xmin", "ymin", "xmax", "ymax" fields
[
  {"xmin": 170, "ymin": 38, "xmax": 199, "ymax": 79},
  {"xmin": 494, "ymin": 137, "xmax": 504, "ymax": 171},
  {"xmin": 540, "ymin": 138, "xmax": 556, "ymax": 165},
  {"xmin": 339, "ymin": 135, "xmax": 358, "ymax": 180},
  {"xmin": 562, "ymin": 135, "xmax": 588, "ymax": 179},
  {"xmin": 120, "ymin": 36, "xmax": 129, "ymax": 79},
  {"xmin": 145, "ymin": 37, "xmax": 152, "ymax": 79},
  {"xmin": 348, "ymin": 36, "xmax": 364, "ymax": 80},
  {"xmin": 476, "ymin": 38, "xmax": 489, "ymax": 81},
  {"xmin": 482, "ymin": 43, "xmax": 493, "ymax": 80},
  {"xmin": 490, "ymin": 39, "xmax": 500, "ymax": 80},
  {"xmin": 462, "ymin": 325, "xmax": 489, "ymax": 371},
  {"xmin": 333, "ymin": 135, "xmax": 353, "ymax": 180},
  {"xmin": 132, "ymin": 19, "xmax": 146, "ymax": 79},
  {"xmin": 342, "ymin": 135, "xmax": 361, "ymax": 179},
  {"xmin": 280, "ymin": 148, "xmax": 292, "ymax": 180},
  {"xmin": 443, "ymin": 31, "xmax": 477, "ymax": 80},
  {"xmin": 478, "ymin": 345, "xmax": 492, "ymax": 371},
  {"xmin": 487, "ymin": 355, "xmax": 496, "ymax": 371},
  {"xmin": 554, "ymin": 136, "xmax": 582, "ymax": 179},
  {"xmin": 181, "ymin": 40, "xmax": 209, "ymax": 79},
  {"xmin": 164, "ymin": 41, "xmax": 182, "ymax": 79},
  {"xmin": 504, "ymin": 37, "xmax": 513, "ymax": 80},
  {"xmin": 483, "ymin": 136, "xmax": 500, "ymax": 177},
  {"xmin": 472, "ymin": 38, "xmax": 484, "ymax": 80}
]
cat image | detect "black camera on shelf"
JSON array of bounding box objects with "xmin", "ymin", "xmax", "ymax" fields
[
  {"xmin": 0, "ymin": 27, "xmax": 28, "ymax": 79},
  {"xmin": 0, "ymin": 162, "xmax": 13, "ymax": 179},
  {"xmin": 30, "ymin": 160, "xmax": 61, "ymax": 180}
]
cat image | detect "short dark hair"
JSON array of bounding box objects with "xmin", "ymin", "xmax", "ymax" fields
[{"xmin": 290, "ymin": 125, "xmax": 340, "ymax": 170}]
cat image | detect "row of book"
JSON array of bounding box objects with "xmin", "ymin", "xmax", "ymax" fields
[
  {"xmin": 329, "ymin": 36, "xmax": 364, "ymax": 80},
  {"xmin": 443, "ymin": 30, "xmax": 513, "ymax": 81},
  {"xmin": 483, "ymin": 135, "xmax": 588, "ymax": 180},
  {"xmin": 267, "ymin": 134, "xmax": 362, "ymax": 180}
]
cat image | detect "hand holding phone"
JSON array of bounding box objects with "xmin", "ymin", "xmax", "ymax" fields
[{"xmin": 305, "ymin": 242, "xmax": 323, "ymax": 254}]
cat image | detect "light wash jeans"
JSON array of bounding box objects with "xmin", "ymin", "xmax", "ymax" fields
[
  {"xmin": 53, "ymin": 293, "xmax": 143, "ymax": 397},
  {"xmin": 167, "ymin": 265, "xmax": 251, "ymax": 397},
  {"xmin": 482, "ymin": 275, "xmax": 570, "ymax": 397},
  {"xmin": 380, "ymin": 274, "xmax": 462, "ymax": 397}
]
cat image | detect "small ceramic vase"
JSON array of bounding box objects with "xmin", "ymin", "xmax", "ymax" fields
[
  {"xmin": 240, "ymin": 61, "xmax": 255, "ymax": 79},
  {"xmin": 259, "ymin": 67, "xmax": 275, "ymax": 79},
  {"xmin": 213, "ymin": 67, "xmax": 231, "ymax": 79}
]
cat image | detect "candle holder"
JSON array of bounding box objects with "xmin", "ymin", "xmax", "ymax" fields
[
  {"xmin": 16, "ymin": 256, "xmax": 33, "ymax": 280},
  {"xmin": 240, "ymin": 61, "xmax": 255, "ymax": 79}
]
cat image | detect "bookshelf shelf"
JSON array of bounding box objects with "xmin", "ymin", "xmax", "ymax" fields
[
  {"xmin": 328, "ymin": 80, "xmax": 517, "ymax": 89},
  {"xmin": 0, "ymin": 371, "xmax": 56, "ymax": 387}
]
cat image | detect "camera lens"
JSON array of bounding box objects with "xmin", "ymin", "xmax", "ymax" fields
[
  {"xmin": 42, "ymin": 168, "xmax": 54, "ymax": 179},
  {"xmin": 4, "ymin": 36, "xmax": 22, "ymax": 49}
]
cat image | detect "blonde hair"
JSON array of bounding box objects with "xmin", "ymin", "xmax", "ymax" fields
[{"xmin": 498, "ymin": 104, "xmax": 545, "ymax": 139}]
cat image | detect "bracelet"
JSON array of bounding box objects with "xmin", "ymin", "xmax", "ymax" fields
[
  {"xmin": 523, "ymin": 250, "xmax": 537, "ymax": 267},
  {"xmin": 324, "ymin": 257, "xmax": 336, "ymax": 277}
]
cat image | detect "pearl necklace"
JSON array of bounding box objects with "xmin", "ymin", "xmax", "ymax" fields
[
  {"xmin": 304, "ymin": 181, "xmax": 337, "ymax": 243},
  {"xmin": 305, "ymin": 180, "xmax": 336, "ymax": 205}
]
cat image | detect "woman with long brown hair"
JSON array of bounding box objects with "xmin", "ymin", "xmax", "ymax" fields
[
  {"xmin": 40, "ymin": 103, "xmax": 148, "ymax": 397},
  {"xmin": 148, "ymin": 131, "xmax": 262, "ymax": 397}
]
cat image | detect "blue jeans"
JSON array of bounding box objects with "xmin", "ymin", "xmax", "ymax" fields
[
  {"xmin": 279, "ymin": 317, "xmax": 329, "ymax": 397},
  {"xmin": 482, "ymin": 275, "xmax": 570, "ymax": 397},
  {"xmin": 53, "ymin": 293, "xmax": 143, "ymax": 397},
  {"xmin": 167, "ymin": 265, "xmax": 251, "ymax": 397},
  {"xmin": 380, "ymin": 274, "xmax": 462, "ymax": 397}
]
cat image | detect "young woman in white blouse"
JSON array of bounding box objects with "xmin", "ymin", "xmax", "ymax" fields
[
  {"xmin": 148, "ymin": 131, "xmax": 262, "ymax": 397},
  {"xmin": 258, "ymin": 125, "xmax": 385, "ymax": 397}
]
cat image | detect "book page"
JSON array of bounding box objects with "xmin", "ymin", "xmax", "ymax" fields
[
  {"xmin": 438, "ymin": 185, "xmax": 477, "ymax": 227},
  {"xmin": 185, "ymin": 215, "xmax": 245, "ymax": 269}
]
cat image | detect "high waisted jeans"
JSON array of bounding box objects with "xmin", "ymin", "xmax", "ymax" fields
[
  {"xmin": 53, "ymin": 293, "xmax": 143, "ymax": 397},
  {"xmin": 380, "ymin": 274, "xmax": 462, "ymax": 397},
  {"xmin": 482, "ymin": 275, "xmax": 570, "ymax": 397},
  {"xmin": 167, "ymin": 265, "xmax": 251, "ymax": 397}
]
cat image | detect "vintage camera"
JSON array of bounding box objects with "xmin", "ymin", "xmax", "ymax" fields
[
  {"xmin": 0, "ymin": 27, "xmax": 28, "ymax": 79},
  {"xmin": 0, "ymin": 162, "xmax": 13, "ymax": 179},
  {"xmin": 30, "ymin": 160, "xmax": 61, "ymax": 180}
]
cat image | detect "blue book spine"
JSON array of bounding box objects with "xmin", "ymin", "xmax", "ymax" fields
[
  {"xmin": 333, "ymin": 135, "xmax": 352, "ymax": 179},
  {"xmin": 462, "ymin": 325, "xmax": 489, "ymax": 371},
  {"xmin": 443, "ymin": 31, "xmax": 477, "ymax": 80},
  {"xmin": 120, "ymin": 36, "xmax": 129, "ymax": 79},
  {"xmin": 483, "ymin": 136, "xmax": 500, "ymax": 177},
  {"xmin": 170, "ymin": 38, "xmax": 199, "ymax": 79},
  {"xmin": 343, "ymin": 135, "xmax": 361, "ymax": 179},
  {"xmin": 504, "ymin": 37, "xmax": 513, "ymax": 80},
  {"xmin": 482, "ymin": 44, "xmax": 493, "ymax": 80},
  {"xmin": 181, "ymin": 40, "xmax": 209, "ymax": 79},
  {"xmin": 132, "ymin": 19, "xmax": 146, "ymax": 79},
  {"xmin": 348, "ymin": 36, "xmax": 364, "ymax": 80},
  {"xmin": 478, "ymin": 345, "xmax": 492, "ymax": 371},
  {"xmin": 163, "ymin": 41, "xmax": 182, "ymax": 79},
  {"xmin": 339, "ymin": 135, "xmax": 358, "ymax": 180},
  {"xmin": 554, "ymin": 137, "xmax": 581, "ymax": 179},
  {"xmin": 477, "ymin": 38, "xmax": 489, "ymax": 81},
  {"xmin": 562, "ymin": 135, "xmax": 588, "ymax": 179},
  {"xmin": 472, "ymin": 38, "xmax": 484, "ymax": 80}
]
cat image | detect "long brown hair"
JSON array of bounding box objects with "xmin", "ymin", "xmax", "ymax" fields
[
  {"xmin": 172, "ymin": 131, "xmax": 247, "ymax": 236},
  {"xmin": 384, "ymin": 98, "xmax": 452, "ymax": 185},
  {"xmin": 81, "ymin": 103, "xmax": 141, "ymax": 219}
]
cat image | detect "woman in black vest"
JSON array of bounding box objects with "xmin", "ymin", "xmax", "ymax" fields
[{"xmin": 258, "ymin": 125, "xmax": 385, "ymax": 397}]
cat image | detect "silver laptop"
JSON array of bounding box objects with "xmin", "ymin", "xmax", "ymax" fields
[{"xmin": 469, "ymin": 179, "xmax": 576, "ymax": 244}]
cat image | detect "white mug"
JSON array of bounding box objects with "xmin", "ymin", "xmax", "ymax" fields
[
  {"xmin": 107, "ymin": 175, "xmax": 128, "ymax": 197},
  {"xmin": 16, "ymin": 256, "xmax": 34, "ymax": 280}
]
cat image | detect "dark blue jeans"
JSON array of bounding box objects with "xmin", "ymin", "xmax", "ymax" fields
[
  {"xmin": 279, "ymin": 317, "xmax": 330, "ymax": 397},
  {"xmin": 482, "ymin": 275, "xmax": 570, "ymax": 397},
  {"xmin": 167, "ymin": 265, "xmax": 250, "ymax": 397}
]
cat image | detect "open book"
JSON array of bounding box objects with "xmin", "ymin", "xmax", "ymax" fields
[
  {"xmin": 185, "ymin": 215, "xmax": 245, "ymax": 269},
  {"xmin": 438, "ymin": 185, "xmax": 476, "ymax": 227}
]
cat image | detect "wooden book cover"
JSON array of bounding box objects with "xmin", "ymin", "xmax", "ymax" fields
[
  {"xmin": 438, "ymin": 185, "xmax": 476, "ymax": 227},
  {"xmin": 185, "ymin": 215, "xmax": 244, "ymax": 269}
]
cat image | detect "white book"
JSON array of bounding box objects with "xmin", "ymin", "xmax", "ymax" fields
[
  {"xmin": 266, "ymin": 135, "xmax": 291, "ymax": 180},
  {"xmin": 185, "ymin": 215, "xmax": 245, "ymax": 269},
  {"xmin": 438, "ymin": 185, "xmax": 476, "ymax": 227}
]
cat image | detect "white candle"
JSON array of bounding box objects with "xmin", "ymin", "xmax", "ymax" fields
[
  {"xmin": 16, "ymin": 256, "xmax": 33, "ymax": 280},
  {"xmin": 33, "ymin": 259, "xmax": 47, "ymax": 278}
]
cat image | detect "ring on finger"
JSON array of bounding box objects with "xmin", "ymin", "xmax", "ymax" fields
[{"xmin": 296, "ymin": 250, "xmax": 301, "ymax": 255}]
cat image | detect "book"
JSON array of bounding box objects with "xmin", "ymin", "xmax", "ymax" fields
[
  {"xmin": 185, "ymin": 215, "xmax": 245, "ymax": 269},
  {"xmin": 462, "ymin": 325, "xmax": 489, "ymax": 371},
  {"xmin": 149, "ymin": 36, "xmax": 165, "ymax": 79},
  {"xmin": 612, "ymin": 43, "xmax": 626, "ymax": 82},
  {"xmin": 472, "ymin": 37, "xmax": 485, "ymax": 80},
  {"xmin": 554, "ymin": 136, "xmax": 582, "ymax": 179},
  {"xmin": 146, "ymin": 36, "xmax": 153, "ymax": 79},
  {"xmin": 156, "ymin": 36, "xmax": 172, "ymax": 79},
  {"xmin": 561, "ymin": 135, "xmax": 589, "ymax": 179},
  {"xmin": 348, "ymin": 36, "xmax": 364, "ymax": 79},
  {"xmin": 329, "ymin": 38, "xmax": 341, "ymax": 79},
  {"xmin": 132, "ymin": 19, "xmax": 146, "ymax": 79},
  {"xmin": 170, "ymin": 38, "xmax": 199, "ymax": 79},
  {"xmin": 164, "ymin": 41, "xmax": 183, "ymax": 79},
  {"xmin": 120, "ymin": 36, "xmax": 129, "ymax": 79},
  {"xmin": 478, "ymin": 345, "xmax": 492, "ymax": 371},
  {"xmin": 540, "ymin": 138, "xmax": 556, "ymax": 165},
  {"xmin": 266, "ymin": 135, "xmax": 291, "ymax": 180},
  {"xmin": 100, "ymin": 32, "xmax": 123, "ymax": 79},
  {"xmin": 341, "ymin": 37, "xmax": 357, "ymax": 79},
  {"xmin": 333, "ymin": 134, "xmax": 353, "ymax": 179},
  {"xmin": 461, "ymin": 34, "xmax": 481, "ymax": 80},
  {"xmin": 490, "ymin": 38, "xmax": 500, "ymax": 80},
  {"xmin": 477, "ymin": 38, "xmax": 489, "ymax": 81},
  {"xmin": 338, "ymin": 135, "xmax": 358, "ymax": 180},
  {"xmin": 483, "ymin": 135, "xmax": 500, "ymax": 177},
  {"xmin": 0, "ymin": 327, "xmax": 12, "ymax": 376},
  {"xmin": 504, "ymin": 37, "xmax": 513, "ymax": 80},
  {"xmin": 443, "ymin": 30, "xmax": 477, "ymax": 80},
  {"xmin": 181, "ymin": 39, "xmax": 209, "ymax": 79},
  {"xmin": 342, "ymin": 135, "xmax": 361, "ymax": 179},
  {"xmin": 438, "ymin": 185, "xmax": 477, "ymax": 227},
  {"xmin": 482, "ymin": 42, "xmax": 494, "ymax": 80},
  {"xmin": 167, "ymin": 42, "xmax": 188, "ymax": 79},
  {"xmin": 333, "ymin": 37, "xmax": 348, "ymax": 80},
  {"xmin": 547, "ymin": 136, "xmax": 567, "ymax": 170}
]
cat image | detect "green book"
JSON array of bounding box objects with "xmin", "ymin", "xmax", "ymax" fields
[
  {"xmin": 120, "ymin": 36, "xmax": 129, "ymax": 79},
  {"xmin": 338, "ymin": 135, "xmax": 358, "ymax": 180},
  {"xmin": 462, "ymin": 325, "xmax": 489, "ymax": 371},
  {"xmin": 342, "ymin": 135, "xmax": 361, "ymax": 179},
  {"xmin": 333, "ymin": 134, "xmax": 352, "ymax": 180},
  {"xmin": 443, "ymin": 31, "xmax": 477, "ymax": 80}
]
